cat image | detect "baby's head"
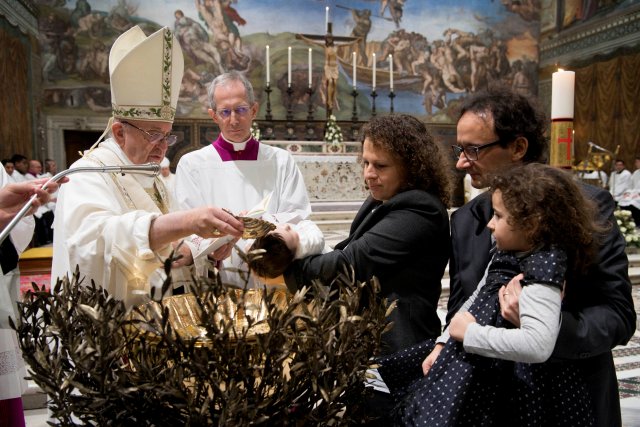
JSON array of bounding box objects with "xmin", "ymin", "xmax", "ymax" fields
[{"xmin": 248, "ymin": 224, "xmax": 299, "ymax": 278}]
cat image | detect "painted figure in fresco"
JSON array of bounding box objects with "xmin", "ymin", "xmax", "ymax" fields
[
  {"xmin": 174, "ymin": 9, "xmax": 224, "ymax": 74},
  {"xmin": 70, "ymin": 0, "xmax": 91, "ymax": 28},
  {"xmin": 380, "ymin": 0, "xmax": 405, "ymax": 28},
  {"xmin": 107, "ymin": 0, "xmax": 135, "ymax": 32},
  {"xmin": 350, "ymin": 8, "xmax": 372, "ymax": 66},
  {"xmin": 221, "ymin": 0, "xmax": 247, "ymax": 53},
  {"xmin": 195, "ymin": 0, "xmax": 248, "ymax": 70},
  {"xmin": 78, "ymin": 41, "xmax": 109, "ymax": 82}
]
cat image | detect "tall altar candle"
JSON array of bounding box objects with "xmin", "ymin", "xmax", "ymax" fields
[
  {"xmin": 352, "ymin": 52, "xmax": 357, "ymax": 88},
  {"xmin": 265, "ymin": 45, "xmax": 270, "ymax": 85},
  {"xmin": 308, "ymin": 48, "xmax": 312, "ymax": 88},
  {"xmin": 550, "ymin": 69, "xmax": 575, "ymax": 168},
  {"xmin": 389, "ymin": 54, "xmax": 393, "ymax": 91},
  {"xmin": 287, "ymin": 46, "xmax": 292, "ymax": 87},
  {"xmin": 372, "ymin": 53, "xmax": 376, "ymax": 90},
  {"xmin": 325, "ymin": 7, "xmax": 329, "ymax": 32}
]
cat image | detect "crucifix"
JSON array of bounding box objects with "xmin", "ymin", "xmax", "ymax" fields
[{"xmin": 296, "ymin": 23, "xmax": 359, "ymax": 118}]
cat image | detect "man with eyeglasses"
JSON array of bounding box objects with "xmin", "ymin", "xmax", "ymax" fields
[
  {"xmin": 175, "ymin": 71, "xmax": 315, "ymax": 287},
  {"xmin": 52, "ymin": 27, "xmax": 244, "ymax": 307},
  {"xmin": 440, "ymin": 84, "xmax": 635, "ymax": 425}
]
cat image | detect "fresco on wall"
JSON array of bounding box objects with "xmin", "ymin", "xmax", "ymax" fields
[
  {"xmin": 561, "ymin": 0, "xmax": 637, "ymax": 29},
  {"xmin": 36, "ymin": 0, "xmax": 541, "ymax": 123}
]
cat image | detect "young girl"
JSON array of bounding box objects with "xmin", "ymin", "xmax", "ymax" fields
[{"xmin": 397, "ymin": 163, "xmax": 606, "ymax": 426}]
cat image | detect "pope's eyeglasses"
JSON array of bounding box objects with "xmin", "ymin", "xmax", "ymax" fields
[
  {"xmin": 451, "ymin": 139, "xmax": 503, "ymax": 161},
  {"xmin": 121, "ymin": 121, "xmax": 178, "ymax": 146},
  {"xmin": 215, "ymin": 105, "xmax": 251, "ymax": 119}
]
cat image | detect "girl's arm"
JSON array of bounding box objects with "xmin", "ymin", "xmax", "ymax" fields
[{"xmin": 461, "ymin": 282, "xmax": 562, "ymax": 363}]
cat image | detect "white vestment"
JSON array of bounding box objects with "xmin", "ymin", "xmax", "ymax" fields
[
  {"xmin": 609, "ymin": 169, "xmax": 632, "ymax": 202},
  {"xmin": 175, "ymin": 142, "xmax": 314, "ymax": 287},
  {"xmin": 0, "ymin": 168, "xmax": 33, "ymax": 400},
  {"xmin": 159, "ymin": 173, "xmax": 176, "ymax": 202},
  {"xmin": 52, "ymin": 138, "xmax": 173, "ymax": 307}
]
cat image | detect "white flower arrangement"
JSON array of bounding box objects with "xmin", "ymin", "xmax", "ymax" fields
[
  {"xmin": 250, "ymin": 122, "xmax": 261, "ymax": 141},
  {"xmin": 614, "ymin": 208, "xmax": 640, "ymax": 248},
  {"xmin": 323, "ymin": 115, "xmax": 344, "ymax": 145}
]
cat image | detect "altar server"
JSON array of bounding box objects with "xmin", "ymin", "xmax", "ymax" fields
[{"xmin": 52, "ymin": 26, "xmax": 243, "ymax": 307}]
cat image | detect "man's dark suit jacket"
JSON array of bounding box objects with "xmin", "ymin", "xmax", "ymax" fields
[
  {"xmin": 448, "ymin": 186, "xmax": 636, "ymax": 427},
  {"xmin": 284, "ymin": 189, "xmax": 450, "ymax": 355}
]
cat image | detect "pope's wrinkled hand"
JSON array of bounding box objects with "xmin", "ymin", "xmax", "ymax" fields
[{"xmin": 189, "ymin": 206, "xmax": 244, "ymax": 239}]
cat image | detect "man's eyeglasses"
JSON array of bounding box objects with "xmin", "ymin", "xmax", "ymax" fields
[
  {"xmin": 121, "ymin": 121, "xmax": 178, "ymax": 146},
  {"xmin": 451, "ymin": 139, "xmax": 503, "ymax": 161},
  {"xmin": 215, "ymin": 105, "xmax": 251, "ymax": 119}
]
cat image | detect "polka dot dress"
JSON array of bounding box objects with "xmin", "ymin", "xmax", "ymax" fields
[{"xmin": 392, "ymin": 248, "xmax": 594, "ymax": 426}]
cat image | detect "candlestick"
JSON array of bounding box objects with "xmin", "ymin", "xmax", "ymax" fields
[
  {"xmin": 352, "ymin": 52, "xmax": 357, "ymax": 88},
  {"xmin": 389, "ymin": 54, "xmax": 393, "ymax": 91},
  {"xmin": 325, "ymin": 6, "xmax": 329, "ymax": 33},
  {"xmin": 551, "ymin": 69, "xmax": 575, "ymax": 119},
  {"xmin": 550, "ymin": 68, "xmax": 575, "ymax": 168},
  {"xmin": 287, "ymin": 46, "xmax": 292, "ymax": 87},
  {"xmin": 308, "ymin": 48, "xmax": 312, "ymax": 88},
  {"xmin": 265, "ymin": 45, "xmax": 270, "ymax": 85},
  {"xmin": 372, "ymin": 53, "xmax": 376, "ymax": 90}
]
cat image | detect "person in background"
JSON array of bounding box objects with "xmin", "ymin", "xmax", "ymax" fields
[
  {"xmin": 52, "ymin": 26, "xmax": 244, "ymax": 307},
  {"xmin": 609, "ymin": 159, "xmax": 631, "ymax": 203},
  {"xmin": 25, "ymin": 159, "xmax": 43, "ymax": 180},
  {"xmin": 10, "ymin": 155, "xmax": 28, "ymax": 183},
  {"xmin": 618, "ymin": 156, "xmax": 640, "ymax": 225},
  {"xmin": 43, "ymin": 158, "xmax": 58, "ymax": 177},
  {"xmin": 447, "ymin": 84, "xmax": 635, "ymax": 425},
  {"xmin": 158, "ymin": 157, "xmax": 176, "ymax": 199},
  {"xmin": 2, "ymin": 160, "xmax": 15, "ymax": 180},
  {"xmin": 174, "ymin": 71, "xmax": 316, "ymax": 288}
]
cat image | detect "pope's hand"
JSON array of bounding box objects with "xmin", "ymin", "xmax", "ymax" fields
[{"xmin": 188, "ymin": 206, "xmax": 244, "ymax": 240}]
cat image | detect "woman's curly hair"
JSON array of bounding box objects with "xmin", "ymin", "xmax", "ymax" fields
[
  {"xmin": 490, "ymin": 163, "xmax": 608, "ymax": 276},
  {"xmin": 360, "ymin": 114, "xmax": 453, "ymax": 207}
]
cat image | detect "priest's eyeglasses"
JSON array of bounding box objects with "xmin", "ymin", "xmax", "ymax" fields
[
  {"xmin": 215, "ymin": 105, "xmax": 251, "ymax": 119},
  {"xmin": 121, "ymin": 121, "xmax": 178, "ymax": 146},
  {"xmin": 451, "ymin": 139, "xmax": 502, "ymax": 161}
]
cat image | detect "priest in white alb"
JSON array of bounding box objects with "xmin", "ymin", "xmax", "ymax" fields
[
  {"xmin": 52, "ymin": 26, "xmax": 244, "ymax": 307},
  {"xmin": 174, "ymin": 71, "xmax": 318, "ymax": 287}
]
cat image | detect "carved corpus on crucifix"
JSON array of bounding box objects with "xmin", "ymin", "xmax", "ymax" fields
[{"xmin": 296, "ymin": 23, "xmax": 359, "ymax": 118}]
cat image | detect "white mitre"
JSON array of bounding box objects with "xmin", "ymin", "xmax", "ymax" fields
[{"xmin": 109, "ymin": 26, "xmax": 184, "ymax": 123}]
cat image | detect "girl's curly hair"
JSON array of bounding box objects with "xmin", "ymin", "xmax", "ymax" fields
[
  {"xmin": 360, "ymin": 114, "xmax": 453, "ymax": 207},
  {"xmin": 490, "ymin": 163, "xmax": 608, "ymax": 277}
]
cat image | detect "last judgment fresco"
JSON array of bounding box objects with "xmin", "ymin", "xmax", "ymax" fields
[{"xmin": 37, "ymin": 0, "xmax": 543, "ymax": 123}]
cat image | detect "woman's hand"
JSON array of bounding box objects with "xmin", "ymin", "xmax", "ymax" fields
[
  {"xmin": 449, "ymin": 311, "xmax": 476, "ymax": 342},
  {"xmin": 422, "ymin": 343, "xmax": 444, "ymax": 376}
]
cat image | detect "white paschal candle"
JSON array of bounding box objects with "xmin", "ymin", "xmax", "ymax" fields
[
  {"xmin": 551, "ymin": 69, "xmax": 575, "ymax": 119},
  {"xmin": 308, "ymin": 48, "xmax": 312, "ymax": 88},
  {"xmin": 265, "ymin": 45, "xmax": 270, "ymax": 85},
  {"xmin": 389, "ymin": 54, "xmax": 393, "ymax": 91},
  {"xmin": 288, "ymin": 46, "xmax": 292, "ymax": 87},
  {"xmin": 372, "ymin": 53, "xmax": 376, "ymax": 90},
  {"xmin": 352, "ymin": 52, "xmax": 357, "ymax": 88}
]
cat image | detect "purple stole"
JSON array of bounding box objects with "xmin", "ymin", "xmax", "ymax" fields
[{"xmin": 212, "ymin": 135, "xmax": 259, "ymax": 161}]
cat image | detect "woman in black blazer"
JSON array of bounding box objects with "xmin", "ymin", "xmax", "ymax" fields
[{"xmin": 283, "ymin": 114, "xmax": 453, "ymax": 355}]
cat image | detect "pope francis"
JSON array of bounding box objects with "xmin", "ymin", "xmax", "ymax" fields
[{"xmin": 52, "ymin": 26, "xmax": 243, "ymax": 307}]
